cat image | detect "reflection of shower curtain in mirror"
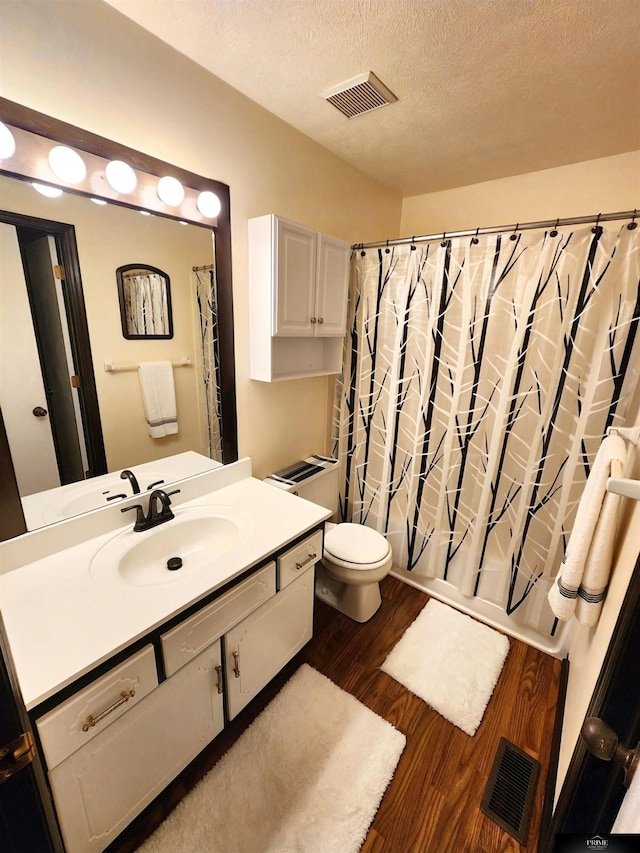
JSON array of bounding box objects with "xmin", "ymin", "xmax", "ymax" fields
[
  {"xmin": 333, "ymin": 224, "xmax": 640, "ymax": 641},
  {"xmin": 194, "ymin": 248, "xmax": 223, "ymax": 461},
  {"xmin": 123, "ymin": 273, "xmax": 170, "ymax": 335}
]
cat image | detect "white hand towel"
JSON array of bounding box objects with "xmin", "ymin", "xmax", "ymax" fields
[
  {"xmin": 547, "ymin": 433, "xmax": 626, "ymax": 624},
  {"xmin": 138, "ymin": 361, "xmax": 178, "ymax": 438}
]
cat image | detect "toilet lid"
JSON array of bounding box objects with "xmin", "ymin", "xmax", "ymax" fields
[{"xmin": 324, "ymin": 523, "xmax": 389, "ymax": 564}]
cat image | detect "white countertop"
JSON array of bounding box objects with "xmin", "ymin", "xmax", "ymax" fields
[{"xmin": 0, "ymin": 473, "xmax": 329, "ymax": 710}]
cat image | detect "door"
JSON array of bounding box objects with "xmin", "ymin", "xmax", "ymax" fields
[
  {"xmin": 224, "ymin": 569, "xmax": 314, "ymax": 719},
  {"xmin": 273, "ymin": 217, "xmax": 317, "ymax": 336},
  {"xmin": 21, "ymin": 233, "xmax": 85, "ymax": 485},
  {"xmin": 315, "ymin": 233, "xmax": 349, "ymax": 336},
  {"xmin": 0, "ymin": 223, "xmax": 60, "ymax": 495},
  {"xmin": 0, "ymin": 610, "xmax": 62, "ymax": 852}
]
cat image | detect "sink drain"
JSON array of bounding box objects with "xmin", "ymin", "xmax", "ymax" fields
[{"xmin": 167, "ymin": 557, "xmax": 183, "ymax": 571}]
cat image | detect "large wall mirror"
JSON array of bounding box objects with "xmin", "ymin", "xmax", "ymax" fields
[{"xmin": 0, "ymin": 99, "xmax": 237, "ymax": 541}]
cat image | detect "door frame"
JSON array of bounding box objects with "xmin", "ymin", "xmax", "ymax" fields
[
  {"xmin": 548, "ymin": 549, "xmax": 640, "ymax": 841},
  {"xmin": 0, "ymin": 209, "xmax": 107, "ymax": 514}
]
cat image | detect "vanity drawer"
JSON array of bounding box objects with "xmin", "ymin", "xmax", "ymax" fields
[
  {"xmin": 36, "ymin": 645, "xmax": 157, "ymax": 771},
  {"xmin": 277, "ymin": 529, "xmax": 323, "ymax": 589},
  {"xmin": 161, "ymin": 562, "xmax": 276, "ymax": 677}
]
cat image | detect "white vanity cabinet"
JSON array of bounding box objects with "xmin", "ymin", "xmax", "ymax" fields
[
  {"xmin": 39, "ymin": 643, "xmax": 224, "ymax": 853},
  {"xmin": 225, "ymin": 565, "xmax": 315, "ymax": 719},
  {"xmin": 32, "ymin": 527, "xmax": 322, "ymax": 853},
  {"xmin": 249, "ymin": 214, "xmax": 350, "ymax": 381}
]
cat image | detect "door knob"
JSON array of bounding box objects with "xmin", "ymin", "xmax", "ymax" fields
[
  {"xmin": 581, "ymin": 717, "xmax": 639, "ymax": 787},
  {"xmin": 32, "ymin": 406, "xmax": 48, "ymax": 417}
]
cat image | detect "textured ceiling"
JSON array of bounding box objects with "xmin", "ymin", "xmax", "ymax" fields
[{"xmin": 104, "ymin": 0, "xmax": 640, "ymax": 196}]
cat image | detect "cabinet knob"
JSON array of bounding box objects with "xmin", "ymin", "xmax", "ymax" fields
[
  {"xmin": 310, "ymin": 317, "xmax": 317, "ymax": 324},
  {"xmin": 317, "ymin": 317, "xmax": 324, "ymax": 324}
]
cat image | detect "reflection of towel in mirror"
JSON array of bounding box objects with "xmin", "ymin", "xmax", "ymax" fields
[
  {"xmin": 138, "ymin": 362, "xmax": 178, "ymax": 438},
  {"xmin": 547, "ymin": 434, "xmax": 626, "ymax": 627}
]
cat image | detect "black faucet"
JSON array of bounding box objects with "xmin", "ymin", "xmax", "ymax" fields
[
  {"xmin": 120, "ymin": 469, "xmax": 141, "ymax": 495},
  {"xmin": 121, "ymin": 489, "xmax": 180, "ymax": 532}
]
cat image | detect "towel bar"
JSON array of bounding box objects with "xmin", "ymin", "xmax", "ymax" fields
[{"xmin": 104, "ymin": 357, "xmax": 191, "ymax": 373}]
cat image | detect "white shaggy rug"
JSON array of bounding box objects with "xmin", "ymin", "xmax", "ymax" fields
[
  {"xmin": 138, "ymin": 664, "xmax": 405, "ymax": 853},
  {"xmin": 381, "ymin": 599, "xmax": 510, "ymax": 736}
]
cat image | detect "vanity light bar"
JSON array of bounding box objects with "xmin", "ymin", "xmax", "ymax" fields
[{"xmin": 0, "ymin": 122, "xmax": 220, "ymax": 227}]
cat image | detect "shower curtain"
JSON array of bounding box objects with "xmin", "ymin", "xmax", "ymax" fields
[
  {"xmin": 122, "ymin": 272, "xmax": 170, "ymax": 335},
  {"xmin": 194, "ymin": 255, "xmax": 223, "ymax": 462},
  {"xmin": 333, "ymin": 224, "xmax": 640, "ymax": 640}
]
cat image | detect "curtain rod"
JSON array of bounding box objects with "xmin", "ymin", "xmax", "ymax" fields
[
  {"xmin": 353, "ymin": 209, "xmax": 638, "ymax": 250},
  {"xmin": 192, "ymin": 263, "xmax": 215, "ymax": 272}
]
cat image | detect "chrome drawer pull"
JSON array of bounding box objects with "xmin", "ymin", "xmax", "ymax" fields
[
  {"xmin": 295, "ymin": 552, "xmax": 317, "ymax": 571},
  {"xmin": 82, "ymin": 689, "xmax": 135, "ymax": 732},
  {"xmin": 233, "ymin": 650, "xmax": 240, "ymax": 678},
  {"xmin": 215, "ymin": 665, "xmax": 224, "ymax": 694}
]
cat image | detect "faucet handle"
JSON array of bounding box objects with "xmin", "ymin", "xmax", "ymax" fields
[{"xmin": 121, "ymin": 504, "xmax": 146, "ymax": 531}]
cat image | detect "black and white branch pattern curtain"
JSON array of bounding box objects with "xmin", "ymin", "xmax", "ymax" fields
[
  {"xmin": 122, "ymin": 272, "xmax": 170, "ymax": 335},
  {"xmin": 194, "ymin": 255, "xmax": 223, "ymax": 462},
  {"xmin": 333, "ymin": 225, "xmax": 640, "ymax": 638}
]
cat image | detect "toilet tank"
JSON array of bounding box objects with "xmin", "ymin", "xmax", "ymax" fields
[{"xmin": 264, "ymin": 456, "xmax": 340, "ymax": 517}]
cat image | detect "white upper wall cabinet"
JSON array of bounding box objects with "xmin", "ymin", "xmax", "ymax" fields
[{"xmin": 249, "ymin": 214, "xmax": 350, "ymax": 381}]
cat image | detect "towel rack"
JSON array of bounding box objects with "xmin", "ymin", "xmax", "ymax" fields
[
  {"xmin": 606, "ymin": 424, "xmax": 640, "ymax": 500},
  {"xmin": 103, "ymin": 357, "xmax": 192, "ymax": 373}
]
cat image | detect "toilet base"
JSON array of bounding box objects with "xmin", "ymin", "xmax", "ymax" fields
[{"xmin": 314, "ymin": 564, "xmax": 382, "ymax": 623}]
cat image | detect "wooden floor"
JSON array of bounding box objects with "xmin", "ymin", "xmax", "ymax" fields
[{"xmin": 109, "ymin": 576, "xmax": 562, "ymax": 853}]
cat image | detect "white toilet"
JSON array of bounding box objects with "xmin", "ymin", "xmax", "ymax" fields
[{"xmin": 266, "ymin": 457, "xmax": 393, "ymax": 622}]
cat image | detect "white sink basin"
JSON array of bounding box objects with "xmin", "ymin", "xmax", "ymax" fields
[{"xmin": 90, "ymin": 505, "xmax": 249, "ymax": 587}]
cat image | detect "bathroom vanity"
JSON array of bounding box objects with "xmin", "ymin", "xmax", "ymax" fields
[{"xmin": 0, "ymin": 458, "xmax": 328, "ymax": 852}]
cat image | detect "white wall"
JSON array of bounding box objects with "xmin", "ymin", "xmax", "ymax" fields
[
  {"xmin": 401, "ymin": 151, "xmax": 640, "ymax": 235},
  {"xmin": 0, "ymin": 0, "xmax": 402, "ymax": 481}
]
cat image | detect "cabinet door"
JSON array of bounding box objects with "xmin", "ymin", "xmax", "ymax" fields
[
  {"xmin": 273, "ymin": 218, "xmax": 317, "ymax": 336},
  {"xmin": 225, "ymin": 569, "xmax": 314, "ymax": 720},
  {"xmin": 315, "ymin": 233, "xmax": 350, "ymax": 336},
  {"xmin": 48, "ymin": 642, "xmax": 224, "ymax": 853}
]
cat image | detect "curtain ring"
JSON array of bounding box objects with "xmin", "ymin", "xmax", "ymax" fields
[
  {"xmin": 592, "ymin": 213, "xmax": 602, "ymax": 233},
  {"xmin": 471, "ymin": 227, "xmax": 479, "ymax": 245},
  {"xmin": 410, "ymin": 236, "xmax": 416, "ymax": 251},
  {"xmin": 440, "ymin": 231, "xmax": 447, "ymax": 248},
  {"xmin": 385, "ymin": 239, "xmax": 390, "ymax": 254},
  {"xmin": 509, "ymin": 222, "xmax": 519, "ymax": 241},
  {"xmin": 628, "ymin": 209, "xmax": 638, "ymax": 231},
  {"xmin": 550, "ymin": 218, "xmax": 559, "ymax": 237}
]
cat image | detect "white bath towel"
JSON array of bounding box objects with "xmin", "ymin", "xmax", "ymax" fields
[
  {"xmin": 138, "ymin": 361, "xmax": 178, "ymax": 438},
  {"xmin": 547, "ymin": 434, "xmax": 626, "ymax": 625}
]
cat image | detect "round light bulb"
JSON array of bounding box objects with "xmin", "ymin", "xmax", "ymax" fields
[
  {"xmin": 48, "ymin": 145, "xmax": 86, "ymax": 184},
  {"xmin": 32, "ymin": 182, "xmax": 63, "ymax": 198},
  {"xmin": 105, "ymin": 160, "xmax": 137, "ymax": 194},
  {"xmin": 0, "ymin": 122, "xmax": 16, "ymax": 159},
  {"xmin": 157, "ymin": 176, "xmax": 185, "ymax": 207},
  {"xmin": 196, "ymin": 191, "xmax": 221, "ymax": 218}
]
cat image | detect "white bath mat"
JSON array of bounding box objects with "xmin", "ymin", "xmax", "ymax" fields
[
  {"xmin": 381, "ymin": 599, "xmax": 509, "ymax": 736},
  {"xmin": 138, "ymin": 664, "xmax": 405, "ymax": 853}
]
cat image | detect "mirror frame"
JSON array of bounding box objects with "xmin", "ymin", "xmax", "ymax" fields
[
  {"xmin": 116, "ymin": 263, "xmax": 174, "ymax": 339},
  {"xmin": 0, "ymin": 97, "xmax": 238, "ymax": 541}
]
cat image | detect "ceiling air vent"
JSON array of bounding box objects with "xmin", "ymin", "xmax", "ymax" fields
[{"xmin": 324, "ymin": 71, "xmax": 397, "ymax": 119}]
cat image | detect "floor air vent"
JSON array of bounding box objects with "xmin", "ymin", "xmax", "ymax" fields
[
  {"xmin": 480, "ymin": 737, "xmax": 540, "ymax": 844},
  {"xmin": 324, "ymin": 71, "xmax": 397, "ymax": 119}
]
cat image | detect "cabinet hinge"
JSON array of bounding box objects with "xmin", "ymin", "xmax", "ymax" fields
[
  {"xmin": 71, "ymin": 375, "xmax": 80, "ymax": 389},
  {"xmin": 54, "ymin": 264, "xmax": 65, "ymax": 280},
  {"xmin": 0, "ymin": 731, "xmax": 36, "ymax": 783}
]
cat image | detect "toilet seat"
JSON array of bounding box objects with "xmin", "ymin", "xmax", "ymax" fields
[{"xmin": 324, "ymin": 523, "xmax": 391, "ymax": 571}]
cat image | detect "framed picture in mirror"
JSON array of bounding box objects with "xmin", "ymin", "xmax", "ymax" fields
[{"xmin": 117, "ymin": 263, "xmax": 174, "ymax": 339}]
